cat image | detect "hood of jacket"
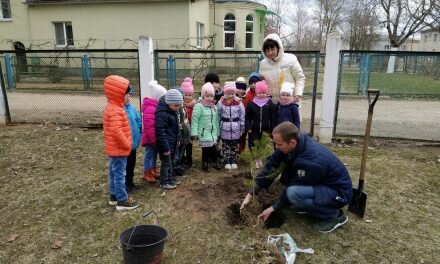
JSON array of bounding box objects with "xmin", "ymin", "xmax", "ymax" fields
[
  {"xmin": 261, "ymin": 33, "xmax": 285, "ymax": 63},
  {"xmin": 104, "ymin": 75, "xmax": 129, "ymax": 107},
  {"xmin": 142, "ymin": 97, "xmax": 158, "ymax": 108},
  {"xmin": 156, "ymin": 97, "xmax": 175, "ymax": 114}
]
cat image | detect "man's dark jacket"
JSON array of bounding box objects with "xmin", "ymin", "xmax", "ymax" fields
[{"xmin": 252, "ymin": 134, "xmax": 353, "ymax": 210}]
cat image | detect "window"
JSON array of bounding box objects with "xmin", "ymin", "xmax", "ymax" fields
[
  {"xmin": 435, "ymin": 34, "xmax": 438, "ymax": 42},
  {"xmin": 196, "ymin": 22, "xmax": 204, "ymax": 48},
  {"xmin": 384, "ymin": 45, "xmax": 390, "ymax": 50},
  {"xmin": 245, "ymin": 14, "xmax": 253, "ymax": 49},
  {"xmin": 0, "ymin": 0, "xmax": 11, "ymax": 19},
  {"xmin": 400, "ymin": 45, "xmax": 406, "ymax": 51},
  {"xmin": 424, "ymin": 35, "xmax": 428, "ymax": 42},
  {"xmin": 224, "ymin": 13, "xmax": 235, "ymax": 49},
  {"xmin": 54, "ymin": 22, "xmax": 74, "ymax": 47}
]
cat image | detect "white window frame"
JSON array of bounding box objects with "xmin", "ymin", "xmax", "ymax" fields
[
  {"xmin": 54, "ymin": 21, "xmax": 74, "ymax": 47},
  {"xmin": 384, "ymin": 44, "xmax": 390, "ymax": 50},
  {"xmin": 196, "ymin": 22, "xmax": 204, "ymax": 48},
  {"xmin": 0, "ymin": 0, "xmax": 12, "ymax": 20},
  {"xmin": 224, "ymin": 13, "xmax": 236, "ymax": 49},
  {"xmin": 245, "ymin": 14, "xmax": 254, "ymax": 49}
]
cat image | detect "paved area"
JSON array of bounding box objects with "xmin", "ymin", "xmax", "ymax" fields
[{"xmin": 6, "ymin": 92, "xmax": 440, "ymax": 141}]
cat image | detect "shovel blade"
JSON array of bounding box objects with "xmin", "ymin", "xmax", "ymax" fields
[{"xmin": 348, "ymin": 188, "xmax": 367, "ymax": 218}]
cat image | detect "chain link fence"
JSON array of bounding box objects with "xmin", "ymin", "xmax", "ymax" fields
[
  {"xmin": 154, "ymin": 49, "xmax": 320, "ymax": 136},
  {"xmin": 334, "ymin": 50, "xmax": 440, "ymax": 141},
  {"xmin": 0, "ymin": 49, "xmax": 140, "ymax": 125}
]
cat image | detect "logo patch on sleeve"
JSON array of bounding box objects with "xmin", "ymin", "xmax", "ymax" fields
[{"xmin": 297, "ymin": 169, "xmax": 306, "ymax": 177}]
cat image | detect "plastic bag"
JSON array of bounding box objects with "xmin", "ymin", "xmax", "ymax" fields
[{"xmin": 267, "ymin": 233, "xmax": 314, "ymax": 264}]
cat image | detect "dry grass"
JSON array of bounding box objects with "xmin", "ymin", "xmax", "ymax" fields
[{"xmin": 0, "ymin": 124, "xmax": 439, "ymax": 263}]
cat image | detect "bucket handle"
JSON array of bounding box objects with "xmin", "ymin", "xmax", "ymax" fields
[{"xmin": 126, "ymin": 210, "xmax": 160, "ymax": 250}]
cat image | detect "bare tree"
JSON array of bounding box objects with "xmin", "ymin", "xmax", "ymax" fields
[
  {"xmin": 343, "ymin": 0, "xmax": 379, "ymax": 50},
  {"xmin": 262, "ymin": 0, "xmax": 292, "ymax": 37},
  {"xmin": 314, "ymin": 0, "xmax": 347, "ymax": 52},
  {"xmin": 424, "ymin": 1, "xmax": 439, "ymax": 30},
  {"xmin": 378, "ymin": 0, "xmax": 435, "ymax": 47}
]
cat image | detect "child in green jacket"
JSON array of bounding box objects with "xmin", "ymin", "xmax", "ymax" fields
[{"xmin": 190, "ymin": 82, "xmax": 222, "ymax": 172}]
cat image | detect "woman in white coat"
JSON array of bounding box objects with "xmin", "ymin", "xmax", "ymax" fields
[{"xmin": 259, "ymin": 33, "xmax": 306, "ymax": 120}]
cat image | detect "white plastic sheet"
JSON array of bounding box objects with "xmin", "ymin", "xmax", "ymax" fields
[{"xmin": 267, "ymin": 233, "xmax": 314, "ymax": 264}]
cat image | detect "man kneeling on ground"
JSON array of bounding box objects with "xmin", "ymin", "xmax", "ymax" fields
[{"xmin": 240, "ymin": 122, "xmax": 352, "ymax": 233}]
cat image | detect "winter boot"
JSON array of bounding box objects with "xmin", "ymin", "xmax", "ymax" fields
[
  {"xmin": 202, "ymin": 162, "xmax": 210, "ymax": 172},
  {"xmin": 215, "ymin": 159, "xmax": 222, "ymax": 170},
  {"xmin": 151, "ymin": 166, "xmax": 160, "ymax": 178},
  {"xmin": 143, "ymin": 169, "xmax": 157, "ymax": 183}
]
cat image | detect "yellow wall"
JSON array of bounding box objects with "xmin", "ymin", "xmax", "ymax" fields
[
  {"xmin": 211, "ymin": 1, "xmax": 265, "ymax": 50},
  {"xmin": 0, "ymin": 1, "xmax": 31, "ymax": 50},
  {"xmin": 189, "ymin": 0, "xmax": 210, "ymax": 49}
]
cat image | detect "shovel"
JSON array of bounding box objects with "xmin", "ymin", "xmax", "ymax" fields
[{"xmin": 348, "ymin": 89, "xmax": 380, "ymax": 218}]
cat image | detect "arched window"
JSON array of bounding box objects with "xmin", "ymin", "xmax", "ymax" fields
[
  {"xmin": 224, "ymin": 13, "xmax": 236, "ymax": 49},
  {"xmin": 245, "ymin": 14, "xmax": 253, "ymax": 49}
]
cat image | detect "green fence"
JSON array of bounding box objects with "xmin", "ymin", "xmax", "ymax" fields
[{"xmin": 334, "ymin": 50, "xmax": 440, "ymax": 141}]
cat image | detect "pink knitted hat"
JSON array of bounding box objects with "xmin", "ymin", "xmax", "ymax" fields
[
  {"xmin": 255, "ymin": 80, "xmax": 269, "ymax": 94},
  {"xmin": 181, "ymin": 77, "xmax": 194, "ymax": 94},
  {"xmin": 223, "ymin": 81, "xmax": 236, "ymax": 94},
  {"xmin": 201, "ymin": 82, "xmax": 215, "ymax": 96}
]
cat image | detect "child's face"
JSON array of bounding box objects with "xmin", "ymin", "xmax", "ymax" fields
[
  {"xmin": 212, "ymin": 82, "xmax": 220, "ymax": 90},
  {"xmin": 236, "ymin": 89, "xmax": 245, "ymax": 97},
  {"xmin": 257, "ymin": 92, "xmax": 268, "ymax": 99},
  {"xmin": 183, "ymin": 93, "xmax": 193, "ymax": 101},
  {"xmin": 168, "ymin": 104, "xmax": 180, "ymax": 111},
  {"xmin": 124, "ymin": 94, "xmax": 130, "ymax": 104},
  {"xmin": 249, "ymin": 83, "xmax": 256, "ymax": 91},
  {"xmin": 204, "ymin": 94, "xmax": 214, "ymax": 102},
  {"xmin": 224, "ymin": 92, "xmax": 235, "ymax": 100},
  {"xmin": 280, "ymin": 92, "xmax": 292, "ymax": 100}
]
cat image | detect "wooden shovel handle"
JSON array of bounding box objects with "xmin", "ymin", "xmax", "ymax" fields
[{"xmin": 359, "ymin": 89, "xmax": 380, "ymax": 181}]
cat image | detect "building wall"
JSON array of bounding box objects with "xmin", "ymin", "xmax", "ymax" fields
[
  {"xmin": 0, "ymin": 2, "xmax": 31, "ymax": 50},
  {"xmin": 420, "ymin": 31, "xmax": 440, "ymax": 51},
  {"xmin": 188, "ymin": 0, "xmax": 210, "ymax": 49},
  {"xmin": 369, "ymin": 38, "xmax": 420, "ymax": 51},
  {"xmin": 210, "ymin": 1, "xmax": 265, "ymax": 50}
]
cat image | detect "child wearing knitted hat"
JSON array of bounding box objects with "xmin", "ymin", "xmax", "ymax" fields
[
  {"xmin": 181, "ymin": 77, "xmax": 196, "ymax": 167},
  {"xmin": 155, "ymin": 88, "xmax": 183, "ymax": 189},
  {"xmin": 190, "ymin": 82, "xmax": 222, "ymax": 172},
  {"xmin": 217, "ymin": 81, "xmax": 245, "ymax": 170},
  {"xmin": 141, "ymin": 80, "xmax": 167, "ymax": 184},
  {"xmin": 245, "ymin": 80, "xmax": 276, "ymax": 168},
  {"xmin": 275, "ymin": 82, "xmax": 300, "ymax": 130}
]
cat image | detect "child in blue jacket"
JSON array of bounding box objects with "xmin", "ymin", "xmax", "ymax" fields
[{"xmin": 124, "ymin": 86, "xmax": 142, "ymax": 193}]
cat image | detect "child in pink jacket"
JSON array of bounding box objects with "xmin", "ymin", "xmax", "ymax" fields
[{"xmin": 141, "ymin": 80, "xmax": 167, "ymax": 183}]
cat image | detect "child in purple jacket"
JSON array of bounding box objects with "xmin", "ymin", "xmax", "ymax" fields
[{"xmin": 217, "ymin": 82, "xmax": 245, "ymax": 170}]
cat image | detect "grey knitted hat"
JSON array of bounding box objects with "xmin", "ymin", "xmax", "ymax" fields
[{"xmin": 165, "ymin": 89, "xmax": 183, "ymax": 105}]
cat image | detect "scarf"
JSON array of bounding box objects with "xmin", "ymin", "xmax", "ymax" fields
[
  {"xmin": 221, "ymin": 97, "xmax": 240, "ymax": 106},
  {"xmin": 253, "ymin": 97, "xmax": 270, "ymax": 108},
  {"xmin": 201, "ymin": 98, "xmax": 215, "ymax": 107},
  {"xmin": 183, "ymin": 98, "xmax": 196, "ymax": 108},
  {"xmin": 279, "ymin": 97, "xmax": 295, "ymax": 106}
]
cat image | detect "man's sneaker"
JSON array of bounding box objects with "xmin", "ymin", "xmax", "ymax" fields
[
  {"xmin": 313, "ymin": 210, "xmax": 348, "ymax": 233},
  {"xmin": 116, "ymin": 197, "xmax": 139, "ymax": 211},
  {"xmin": 172, "ymin": 180, "xmax": 181, "ymax": 185},
  {"xmin": 225, "ymin": 164, "xmax": 232, "ymax": 170},
  {"xmin": 160, "ymin": 183, "xmax": 177, "ymax": 189},
  {"xmin": 231, "ymin": 164, "xmax": 238, "ymax": 169},
  {"xmin": 109, "ymin": 194, "xmax": 117, "ymax": 206}
]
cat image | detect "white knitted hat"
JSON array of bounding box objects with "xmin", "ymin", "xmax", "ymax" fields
[{"xmin": 280, "ymin": 82, "xmax": 294, "ymax": 96}]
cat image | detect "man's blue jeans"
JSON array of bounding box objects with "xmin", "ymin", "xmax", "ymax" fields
[
  {"xmin": 108, "ymin": 156, "xmax": 128, "ymax": 202},
  {"xmin": 286, "ymin": 185, "xmax": 339, "ymax": 219},
  {"xmin": 143, "ymin": 144, "xmax": 157, "ymax": 171}
]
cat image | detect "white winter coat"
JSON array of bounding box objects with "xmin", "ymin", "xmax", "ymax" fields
[{"xmin": 259, "ymin": 34, "xmax": 306, "ymax": 103}]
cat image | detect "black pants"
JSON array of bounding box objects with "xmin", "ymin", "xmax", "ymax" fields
[
  {"xmin": 201, "ymin": 145, "xmax": 220, "ymax": 163},
  {"xmin": 184, "ymin": 143, "xmax": 193, "ymax": 163},
  {"xmin": 125, "ymin": 149, "xmax": 136, "ymax": 187},
  {"xmin": 222, "ymin": 140, "xmax": 239, "ymax": 164}
]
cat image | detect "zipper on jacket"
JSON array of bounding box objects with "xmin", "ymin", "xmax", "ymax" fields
[{"xmin": 259, "ymin": 106, "xmax": 262, "ymax": 133}]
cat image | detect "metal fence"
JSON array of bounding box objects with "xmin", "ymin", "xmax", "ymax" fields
[
  {"xmin": 334, "ymin": 50, "xmax": 440, "ymax": 141},
  {"xmin": 154, "ymin": 49, "xmax": 321, "ymax": 136},
  {"xmin": 0, "ymin": 49, "xmax": 140, "ymax": 125}
]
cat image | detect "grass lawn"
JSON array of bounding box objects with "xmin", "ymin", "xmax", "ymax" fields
[{"xmin": 0, "ymin": 124, "xmax": 439, "ymax": 263}]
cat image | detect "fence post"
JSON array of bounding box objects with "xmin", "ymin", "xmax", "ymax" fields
[
  {"xmin": 81, "ymin": 55, "xmax": 91, "ymax": 90},
  {"xmin": 5, "ymin": 55, "xmax": 14, "ymax": 90},
  {"xmin": 138, "ymin": 35, "xmax": 154, "ymax": 100},
  {"xmin": 319, "ymin": 33, "xmax": 342, "ymax": 143},
  {"xmin": 0, "ymin": 62, "xmax": 11, "ymax": 124}
]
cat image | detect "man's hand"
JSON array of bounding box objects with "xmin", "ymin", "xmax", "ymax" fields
[
  {"xmin": 190, "ymin": 136, "xmax": 198, "ymax": 143},
  {"xmin": 258, "ymin": 206, "xmax": 275, "ymax": 222},
  {"xmin": 293, "ymin": 95, "xmax": 301, "ymax": 102},
  {"xmin": 240, "ymin": 193, "xmax": 253, "ymax": 211}
]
